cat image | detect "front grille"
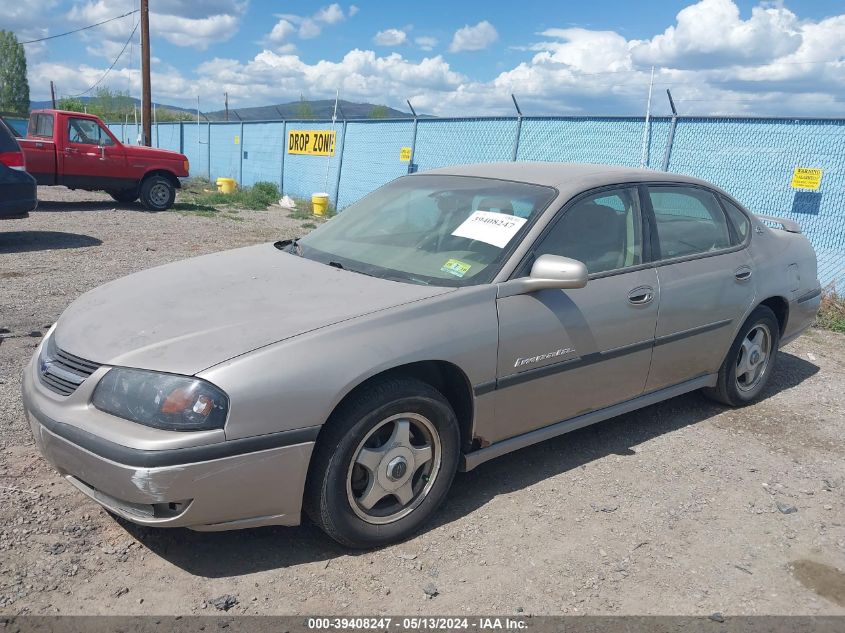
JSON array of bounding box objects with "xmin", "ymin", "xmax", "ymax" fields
[{"xmin": 40, "ymin": 344, "xmax": 101, "ymax": 396}]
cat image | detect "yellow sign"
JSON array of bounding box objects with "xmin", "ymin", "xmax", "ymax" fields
[
  {"xmin": 287, "ymin": 130, "xmax": 336, "ymax": 156},
  {"xmin": 791, "ymin": 167, "xmax": 822, "ymax": 190},
  {"xmin": 400, "ymin": 146, "xmax": 412, "ymax": 162},
  {"xmin": 234, "ymin": 135, "xmax": 240, "ymax": 145}
]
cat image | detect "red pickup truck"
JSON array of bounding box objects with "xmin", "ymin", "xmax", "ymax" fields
[{"xmin": 18, "ymin": 109, "xmax": 189, "ymax": 210}]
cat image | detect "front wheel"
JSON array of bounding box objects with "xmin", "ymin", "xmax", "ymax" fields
[
  {"xmin": 304, "ymin": 378, "xmax": 460, "ymax": 548},
  {"xmin": 704, "ymin": 305, "xmax": 780, "ymax": 406},
  {"xmin": 139, "ymin": 175, "xmax": 176, "ymax": 211}
]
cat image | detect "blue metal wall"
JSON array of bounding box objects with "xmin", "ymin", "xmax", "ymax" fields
[{"xmin": 117, "ymin": 116, "xmax": 845, "ymax": 287}]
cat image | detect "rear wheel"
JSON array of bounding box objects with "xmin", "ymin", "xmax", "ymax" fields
[
  {"xmin": 704, "ymin": 306, "xmax": 780, "ymax": 406},
  {"xmin": 139, "ymin": 175, "xmax": 175, "ymax": 211},
  {"xmin": 107, "ymin": 189, "xmax": 138, "ymax": 204},
  {"xmin": 304, "ymin": 378, "xmax": 460, "ymax": 548}
]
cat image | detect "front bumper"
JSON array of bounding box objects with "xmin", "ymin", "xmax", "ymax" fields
[{"xmin": 22, "ymin": 352, "xmax": 316, "ymax": 531}]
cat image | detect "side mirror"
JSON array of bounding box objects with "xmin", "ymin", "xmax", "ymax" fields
[{"xmin": 498, "ymin": 254, "xmax": 588, "ymax": 297}]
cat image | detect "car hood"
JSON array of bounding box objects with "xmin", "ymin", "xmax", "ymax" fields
[
  {"xmin": 54, "ymin": 243, "xmax": 453, "ymax": 375},
  {"xmin": 123, "ymin": 144, "xmax": 185, "ymax": 161}
]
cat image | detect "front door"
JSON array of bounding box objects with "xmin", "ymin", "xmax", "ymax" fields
[
  {"xmin": 59, "ymin": 116, "xmax": 127, "ymax": 189},
  {"xmin": 489, "ymin": 187, "xmax": 659, "ymax": 445},
  {"xmin": 642, "ymin": 184, "xmax": 755, "ymax": 391}
]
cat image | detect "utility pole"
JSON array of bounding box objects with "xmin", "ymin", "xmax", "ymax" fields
[
  {"xmin": 140, "ymin": 0, "xmax": 152, "ymax": 146},
  {"xmin": 50, "ymin": 81, "xmax": 56, "ymax": 109},
  {"xmin": 224, "ymin": 92, "xmax": 229, "ymax": 121}
]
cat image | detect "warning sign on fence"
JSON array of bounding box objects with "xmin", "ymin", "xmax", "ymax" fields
[
  {"xmin": 399, "ymin": 147, "xmax": 412, "ymax": 162},
  {"xmin": 287, "ymin": 130, "xmax": 336, "ymax": 156},
  {"xmin": 790, "ymin": 167, "xmax": 823, "ymax": 191}
]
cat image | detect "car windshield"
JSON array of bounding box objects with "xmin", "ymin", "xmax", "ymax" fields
[{"xmin": 293, "ymin": 175, "xmax": 557, "ymax": 286}]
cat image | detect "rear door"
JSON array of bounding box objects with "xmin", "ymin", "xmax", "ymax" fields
[
  {"xmin": 60, "ymin": 116, "xmax": 127, "ymax": 189},
  {"xmin": 643, "ymin": 184, "xmax": 755, "ymax": 391},
  {"xmin": 489, "ymin": 186, "xmax": 659, "ymax": 444}
]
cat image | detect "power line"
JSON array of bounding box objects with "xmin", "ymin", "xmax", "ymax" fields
[
  {"xmin": 20, "ymin": 10, "xmax": 138, "ymax": 44},
  {"xmin": 66, "ymin": 20, "xmax": 140, "ymax": 98}
]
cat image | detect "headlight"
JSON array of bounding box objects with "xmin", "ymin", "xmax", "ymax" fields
[{"xmin": 92, "ymin": 368, "xmax": 228, "ymax": 431}]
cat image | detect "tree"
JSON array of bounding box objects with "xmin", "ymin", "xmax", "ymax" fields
[
  {"xmin": 57, "ymin": 96, "xmax": 85, "ymax": 112},
  {"xmin": 296, "ymin": 94, "xmax": 314, "ymax": 119},
  {"xmin": 0, "ymin": 31, "xmax": 30, "ymax": 115},
  {"xmin": 368, "ymin": 105, "xmax": 390, "ymax": 119}
]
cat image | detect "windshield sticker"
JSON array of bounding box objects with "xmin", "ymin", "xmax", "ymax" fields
[
  {"xmin": 441, "ymin": 259, "xmax": 472, "ymax": 278},
  {"xmin": 451, "ymin": 211, "xmax": 527, "ymax": 248}
]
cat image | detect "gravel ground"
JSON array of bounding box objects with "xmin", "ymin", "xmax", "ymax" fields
[{"xmin": 1, "ymin": 186, "xmax": 843, "ymax": 616}]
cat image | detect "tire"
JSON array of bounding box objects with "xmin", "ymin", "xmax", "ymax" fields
[
  {"xmin": 107, "ymin": 188, "xmax": 138, "ymax": 204},
  {"xmin": 139, "ymin": 175, "xmax": 176, "ymax": 211},
  {"xmin": 704, "ymin": 305, "xmax": 780, "ymax": 407},
  {"xmin": 304, "ymin": 377, "xmax": 460, "ymax": 548}
]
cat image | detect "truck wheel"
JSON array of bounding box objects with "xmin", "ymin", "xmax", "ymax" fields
[
  {"xmin": 139, "ymin": 175, "xmax": 176, "ymax": 211},
  {"xmin": 304, "ymin": 378, "xmax": 460, "ymax": 548},
  {"xmin": 107, "ymin": 189, "xmax": 138, "ymax": 204},
  {"xmin": 704, "ymin": 306, "xmax": 780, "ymax": 407}
]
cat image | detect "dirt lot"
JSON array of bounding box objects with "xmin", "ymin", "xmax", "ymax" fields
[{"xmin": 1, "ymin": 187, "xmax": 844, "ymax": 616}]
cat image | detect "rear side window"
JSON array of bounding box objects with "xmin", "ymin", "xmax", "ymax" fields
[
  {"xmin": 648, "ymin": 186, "xmax": 732, "ymax": 259},
  {"xmin": 31, "ymin": 114, "xmax": 54, "ymax": 138},
  {"xmin": 0, "ymin": 120, "xmax": 20, "ymax": 151},
  {"xmin": 721, "ymin": 198, "xmax": 751, "ymax": 244}
]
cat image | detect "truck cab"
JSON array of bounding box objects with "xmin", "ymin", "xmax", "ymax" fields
[{"xmin": 19, "ymin": 110, "xmax": 189, "ymax": 211}]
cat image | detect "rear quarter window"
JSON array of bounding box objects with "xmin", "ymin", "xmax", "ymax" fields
[
  {"xmin": 31, "ymin": 114, "xmax": 54, "ymax": 138},
  {"xmin": 721, "ymin": 198, "xmax": 751, "ymax": 244}
]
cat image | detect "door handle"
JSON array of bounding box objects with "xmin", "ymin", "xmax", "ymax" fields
[
  {"xmin": 735, "ymin": 267, "xmax": 753, "ymax": 281},
  {"xmin": 628, "ymin": 286, "xmax": 655, "ymax": 305}
]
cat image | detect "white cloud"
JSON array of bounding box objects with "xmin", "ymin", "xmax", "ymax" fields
[
  {"xmin": 315, "ymin": 3, "xmax": 345, "ymax": 25},
  {"xmin": 449, "ymin": 20, "xmax": 498, "ymax": 52},
  {"xmin": 23, "ymin": 0, "xmax": 845, "ymax": 118},
  {"xmin": 66, "ymin": 0, "xmax": 246, "ymax": 50},
  {"xmin": 374, "ymin": 29, "xmax": 408, "ymax": 47},
  {"xmin": 277, "ymin": 3, "xmax": 356, "ymax": 39},
  {"xmin": 415, "ymin": 36, "xmax": 438, "ymax": 51},
  {"xmin": 629, "ymin": 0, "xmax": 802, "ymax": 68},
  {"xmin": 267, "ymin": 19, "xmax": 296, "ymax": 44}
]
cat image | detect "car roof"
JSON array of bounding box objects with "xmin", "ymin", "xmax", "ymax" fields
[{"xmin": 422, "ymin": 162, "xmax": 719, "ymax": 198}]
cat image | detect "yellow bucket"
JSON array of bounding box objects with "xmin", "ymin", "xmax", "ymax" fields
[
  {"xmin": 216, "ymin": 177, "xmax": 236, "ymax": 194},
  {"xmin": 312, "ymin": 192, "xmax": 329, "ymax": 216}
]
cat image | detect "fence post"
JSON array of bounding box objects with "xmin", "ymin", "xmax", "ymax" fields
[
  {"xmin": 511, "ymin": 94, "xmax": 523, "ymax": 161},
  {"xmin": 661, "ymin": 90, "xmax": 678, "ymax": 172},
  {"xmin": 280, "ymin": 121, "xmax": 286, "ymax": 194},
  {"xmin": 238, "ymin": 121, "xmax": 245, "ymax": 185},
  {"xmin": 206, "ymin": 122, "xmax": 211, "ymax": 180},
  {"xmin": 407, "ymin": 100, "xmax": 419, "ymax": 174},
  {"xmin": 333, "ymin": 120, "xmax": 347, "ymax": 210},
  {"xmin": 179, "ymin": 121, "xmax": 184, "ymax": 154}
]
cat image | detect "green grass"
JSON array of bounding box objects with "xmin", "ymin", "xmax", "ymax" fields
[
  {"xmin": 174, "ymin": 179, "xmax": 335, "ymax": 229},
  {"xmin": 179, "ymin": 179, "xmax": 281, "ymax": 211},
  {"xmin": 817, "ymin": 288, "xmax": 845, "ymax": 333}
]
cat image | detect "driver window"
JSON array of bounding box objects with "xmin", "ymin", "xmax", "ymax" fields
[
  {"xmin": 532, "ymin": 188, "xmax": 643, "ymax": 274},
  {"xmin": 67, "ymin": 118, "xmax": 113, "ymax": 146}
]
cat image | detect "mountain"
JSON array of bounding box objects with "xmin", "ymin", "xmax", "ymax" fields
[
  {"xmin": 203, "ymin": 99, "xmax": 416, "ymax": 121},
  {"xmin": 30, "ymin": 96, "xmax": 194, "ymax": 114},
  {"xmin": 29, "ymin": 97, "xmax": 426, "ymax": 121}
]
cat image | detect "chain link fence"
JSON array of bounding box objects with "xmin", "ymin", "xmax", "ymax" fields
[{"xmin": 7, "ymin": 112, "xmax": 840, "ymax": 287}]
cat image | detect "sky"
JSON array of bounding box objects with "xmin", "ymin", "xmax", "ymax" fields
[{"xmin": 5, "ymin": 0, "xmax": 845, "ymax": 117}]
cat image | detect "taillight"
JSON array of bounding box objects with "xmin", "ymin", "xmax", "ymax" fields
[{"xmin": 0, "ymin": 151, "xmax": 25, "ymax": 171}]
